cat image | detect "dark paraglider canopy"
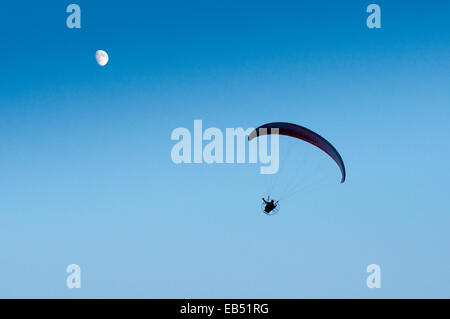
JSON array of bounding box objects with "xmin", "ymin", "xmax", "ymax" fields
[{"xmin": 248, "ymin": 122, "xmax": 346, "ymax": 183}]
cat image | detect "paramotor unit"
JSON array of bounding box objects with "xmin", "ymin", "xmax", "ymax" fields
[{"xmin": 261, "ymin": 197, "xmax": 280, "ymax": 216}]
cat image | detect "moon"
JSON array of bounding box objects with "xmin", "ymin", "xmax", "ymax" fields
[{"xmin": 95, "ymin": 50, "xmax": 109, "ymax": 66}]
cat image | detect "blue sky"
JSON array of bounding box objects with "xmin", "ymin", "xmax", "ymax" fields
[{"xmin": 0, "ymin": 0, "xmax": 449, "ymax": 298}]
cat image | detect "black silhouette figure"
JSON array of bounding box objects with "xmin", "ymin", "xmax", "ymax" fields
[{"xmin": 262, "ymin": 197, "xmax": 278, "ymax": 214}]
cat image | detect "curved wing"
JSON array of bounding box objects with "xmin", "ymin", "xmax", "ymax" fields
[{"xmin": 248, "ymin": 122, "xmax": 346, "ymax": 183}]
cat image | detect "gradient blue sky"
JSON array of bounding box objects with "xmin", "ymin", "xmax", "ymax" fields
[{"xmin": 1, "ymin": 0, "xmax": 449, "ymax": 298}]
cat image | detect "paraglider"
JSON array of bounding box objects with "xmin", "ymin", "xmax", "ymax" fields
[
  {"xmin": 249, "ymin": 122, "xmax": 346, "ymax": 215},
  {"xmin": 262, "ymin": 196, "xmax": 279, "ymax": 215}
]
